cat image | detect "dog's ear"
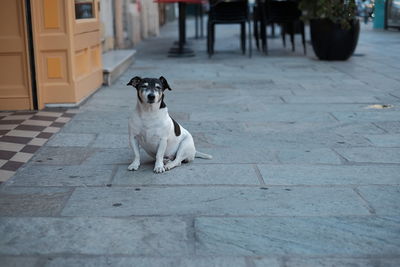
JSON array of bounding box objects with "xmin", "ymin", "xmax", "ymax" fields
[
  {"xmin": 127, "ymin": 76, "xmax": 142, "ymax": 87},
  {"xmin": 159, "ymin": 76, "xmax": 172, "ymax": 91}
]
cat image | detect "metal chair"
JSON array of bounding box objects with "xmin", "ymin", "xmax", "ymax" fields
[
  {"xmin": 254, "ymin": 0, "xmax": 306, "ymax": 54},
  {"xmin": 207, "ymin": 0, "xmax": 252, "ymax": 57}
]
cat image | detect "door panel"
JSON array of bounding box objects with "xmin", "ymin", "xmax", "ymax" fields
[
  {"xmin": 73, "ymin": 0, "xmax": 102, "ymax": 102},
  {"xmin": 30, "ymin": 0, "xmax": 102, "ymax": 107},
  {"xmin": 30, "ymin": 0, "xmax": 74, "ymax": 108},
  {"xmin": 0, "ymin": 0, "xmax": 33, "ymax": 110}
]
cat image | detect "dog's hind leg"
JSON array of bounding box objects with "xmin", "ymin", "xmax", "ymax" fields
[{"xmin": 165, "ymin": 136, "xmax": 195, "ymax": 171}]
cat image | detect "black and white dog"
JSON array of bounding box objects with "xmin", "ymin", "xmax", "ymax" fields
[{"xmin": 127, "ymin": 76, "xmax": 212, "ymax": 173}]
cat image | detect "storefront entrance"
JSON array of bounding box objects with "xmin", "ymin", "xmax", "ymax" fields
[
  {"xmin": 0, "ymin": 0, "xmax": 34, "ymax": 110},
  {"xmin": 0, "ymin": 0, "xmax": 102, "ymax": 111}
]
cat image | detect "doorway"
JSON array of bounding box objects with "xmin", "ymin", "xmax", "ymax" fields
[{"xmin": 0, "ymin": 0, "xmax": 36, "ymax": 111}]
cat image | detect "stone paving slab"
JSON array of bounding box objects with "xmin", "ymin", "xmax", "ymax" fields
[
  {"xmin": 112, "ymin": 164, "xmax": 260, "ymax": 185},
  {"xmin": 195, "ymin": 216, "xmax": 400, "ymax": 256},
  {"xmin": 250, "ymin": 103, "xmax": 388, "ymax": 113},
  {"xmin": 0, "ymin": 217, "xmax": 191, "ymax": 256},
  {"xmin": 0, "ymin": 257, "xmax": 40, "ymax": 267},
  {"xmin": 189, "ymin": 147, "xmax": 278, "ymax": 164},
  {"xmin": 205, "ymin": 95, "xmax": 284, "ymax": 105},
  {"xmin": 373, "ymin": 121, "xmax": 400, "ymax": 133},
  {"xmin": 30, "ymin": 147, "xmax": 98, "ymax": 165},
  {"xmin": 253, "ymin": 257, "xmax": 400, "ymax": 267},
  {"xmin": 169, "ymin": 102, "xmax": 249, "ymax": 115},
  {"xmin": 357, "ymin": 186, "xmax": 400, "ymax": 215},
  {"xmin": 7, "ymin": 165, "xmax": 113, "ymax": 186},
  {"xmin": 0, "ymin": 187, "xmax": 72, "ymax": 216},
  {"xmin": 61, "ymin": 187, "xmax": 370, "ymax": 217},
  {"xmin": 277, "ymin": 148, "xmax": 342, "ymax": 164},
  {"xmin": 331, "ymin": 111, "xmax": 400, "ymax": 123},
  {"xmin": 46, "ymin": 133, "xmax": 96, "ymax": 147},
  {"xmin": 364, "ymin": 134, "xmax": 400, "ymax": 147},
  {"xmin": 291, "ymin": 88, "xmax": 386, "ymax": 97},
  {"xmin": 91, "ymin": 134, "xmax": 129, "ymax": 149},
  {"xmin": 61, "ymin": 119, "xmax": 129, "ymax": 134},
  {"xmin": 83, "ymin": 148, "xmax": 153, "ymax": 165},
  {"xmin": 333, "ymin": 122, "xmax": 386, "ymax": 135},
  {"xmin": 205, "ymin": 130, "xmax": 371, "ymax": 149},
  {"xmin": 335, "ymin": 147, "xmax": 400, "ymax": 164},
  {"xmin": 72, "ymin": 111, "xmax": 132, "ymax": 121},
  {"xmin": 282, "ymin": 96, "xmax": 379, "ymax": 104},
  {"xmin": 180, "ymin": 122, "xmax": 247, "ymax": 140},
  {"xmin": 189, "ymin": 110, "xmax": 337, "ymax": 123},
  {"xmin": 43, "ymin": 256, "xmax": 249, "ymax": 267},
  {"xmin": 257, "ymin": 165, "xmax": 400, "ymax": 186},
  {"xmin": 242, "ymin": 121, "xmax": 383, "ymax": 136}
]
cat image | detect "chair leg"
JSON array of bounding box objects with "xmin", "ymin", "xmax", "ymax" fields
[
  {"xmin": 207, "ymin": 21, "xmax": 214, "ymax": 57},
  {"xmin": 211, "ymin": 23, "xmax": 215, "ymax": 55},
  {"xmin": 259, "ymin": 3, "xmax": 267, "ymax": 54},
  {"xmin": 207, "ymin": 21, "xmax": 211, "ymax": 57},
  {"xmin": 271, "ymin": 23, "xmax": 275, "ymax": 37},
  {"xmin": 261, "ymin": 20, "xmax": 267, "ymax": 54},
  {"xmin": 253, "ymin": 7, "xmax": 259, "ymax": 50},
  {"xmin": 290, "ymin": 23, "xmax": 295, "ymax": 52},
  {"xmin": 248, "ymin": 19, "xmax": 252, "ymax": 58},
  {"xmin": 241, "ymin": 22, "xmax": 246, "ymax": 54},
  {"xmin": 301, "ymin": 21, "xmax": 306, "ymax": 55},
  {"xmin": 195, "ymin": 5, "xmax": 199, "ymax": 39},
  {"xmin": 263, "ymin": 26, "xmax": 268, "ymax": 55},
  {"xmin": 281, "ymin": 24, "xmax": 286, "ymax": 47}
]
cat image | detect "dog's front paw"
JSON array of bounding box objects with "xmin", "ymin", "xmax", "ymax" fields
[
  {"xmin": 128, "ymin": 161, "xmax": 140, "ymax": 171},
  {"xmin": 153, "ymin": 164, "xmax": 165, "ymax": 173}
]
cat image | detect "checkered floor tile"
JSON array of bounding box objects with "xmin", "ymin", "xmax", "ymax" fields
[{"xmin": 0, "ymin": 109, "xmax": 77, "ymax": 183}]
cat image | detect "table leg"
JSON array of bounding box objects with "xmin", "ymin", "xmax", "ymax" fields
[
  {"xmin": 195, "ymin": 5, "xmax": 199, "ymax": 39},
  {"xmin": 200, "ymin": 6, "xmax": 204, "ymax": 38},
  {"xmin": 168, "ymin": 2, "xmax": 195, "ymax": 57},
  {"xmin": 180, "ymin": 2, "xmax": 186, "ymax": 46}
]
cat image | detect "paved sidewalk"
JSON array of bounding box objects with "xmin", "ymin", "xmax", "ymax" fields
[{"xmin": 1, "ymin": 21, "xmax": 400, "ymax": 266}]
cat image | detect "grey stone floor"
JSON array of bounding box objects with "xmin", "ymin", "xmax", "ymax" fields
[{"xmin": 1, "ymin": 20, "xmax": 400, "ymax": 266}]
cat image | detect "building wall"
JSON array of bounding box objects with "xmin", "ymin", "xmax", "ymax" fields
[
  {"xmin": 127, "ymin": 2, "xmax": 142, "ymax": 46},
  {"xmin": 100, "ymin": 0, "xmax": 161, "ymax": 51},
  {"xmin": 99, "ymin": 0, "xmax": 115, "ymax": 51}
]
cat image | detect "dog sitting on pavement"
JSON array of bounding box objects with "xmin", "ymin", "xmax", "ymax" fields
[{"xmin": 126, "ymin": 76, "xmax": 212, "ymax": 173}]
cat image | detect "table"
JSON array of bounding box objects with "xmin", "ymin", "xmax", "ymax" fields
[{"xmin": 155, "ymin": 0, "xmax": 205, "ymax": 57}]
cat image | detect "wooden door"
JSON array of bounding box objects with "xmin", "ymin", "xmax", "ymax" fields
[
  {"xmin": 0, "ymin": 0, "xmax": 33, "ymax": 110},
  {"xmin": 30, "ymin": 0, "xmax": 102, "ymax": 108}
]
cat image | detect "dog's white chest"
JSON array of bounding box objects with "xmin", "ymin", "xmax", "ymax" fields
[
  {"xmin": 137, "ymin": 127, "xmax": 163, "ymax": 153},
  {"xmin": 129, "ymin": 111, "xmax": 171, "ymax": 157}
]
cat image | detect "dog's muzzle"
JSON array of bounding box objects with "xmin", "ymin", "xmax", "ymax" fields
[{"xmin": 147, "ymin": 94, "xmax": 155, "ymax": 103}]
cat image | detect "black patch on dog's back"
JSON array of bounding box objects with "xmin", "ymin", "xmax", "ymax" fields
[{"xmin": 170, "ymin": 117, "xmax": 181, "ymax": 136}]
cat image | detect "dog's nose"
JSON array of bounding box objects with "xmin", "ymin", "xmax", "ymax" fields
[{"xmin": 148, "ymin": 94, "xmax": 155, "ymax": 101}]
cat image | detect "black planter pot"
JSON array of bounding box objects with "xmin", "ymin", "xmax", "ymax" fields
[{"xmin": 310, "ymin": 19, "xmax": 360, "ymax": 60}]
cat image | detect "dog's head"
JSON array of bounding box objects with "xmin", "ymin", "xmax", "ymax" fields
[{"xmin": 127, "ymin": 76, "xmax": 171, "ymax": 106}]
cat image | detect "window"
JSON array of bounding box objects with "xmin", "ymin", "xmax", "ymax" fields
[{"xmin": 75, "ymin": 0, "xmax": 94, "ymax": 19}]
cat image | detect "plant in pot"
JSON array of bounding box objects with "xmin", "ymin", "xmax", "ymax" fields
[{"xmin": 299, "ymin": 0, "xmax": 360, "ymax": 60}]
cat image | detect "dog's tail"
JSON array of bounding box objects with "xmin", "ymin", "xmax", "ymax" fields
[{"xmin": 195, "ymin": 151, "xmax": 213, "ymax": 159}]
